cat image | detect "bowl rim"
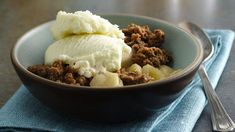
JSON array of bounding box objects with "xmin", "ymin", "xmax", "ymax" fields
[{"xmin": 11, "ymin": 13, "xmax": 204, "ymax": 91}]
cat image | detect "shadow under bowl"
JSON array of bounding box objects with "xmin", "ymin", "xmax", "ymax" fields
[{"xmin": 11, "ymin": 14, "xmax": 203, "ymax": 122}]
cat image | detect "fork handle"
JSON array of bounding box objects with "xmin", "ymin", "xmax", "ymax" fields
[{"xmin": 198, "ymin": 64, "xmax": 235, "ymax": 131}]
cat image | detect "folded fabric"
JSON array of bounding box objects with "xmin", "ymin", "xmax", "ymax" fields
[{"xmin": 0, "ymin": 30, "xmax": 234, "ymax": 132}]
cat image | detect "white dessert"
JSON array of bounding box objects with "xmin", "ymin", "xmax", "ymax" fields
[
  {"xmin": 45, "ymin": 10, "xmax": 131, "ymax": 87},
  {"xmin": 51, "ymin": 10, "xmax": 125, "ymax": 40}
]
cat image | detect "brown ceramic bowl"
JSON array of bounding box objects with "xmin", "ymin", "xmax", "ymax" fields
[{"xmin": 11, "ymin": 14, "xmax": 203, "ymax": 122}]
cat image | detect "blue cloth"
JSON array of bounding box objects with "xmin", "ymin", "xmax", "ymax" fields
[{"xmin": 0, "ymin": 30, "xmax": 234, "ymax": 132}]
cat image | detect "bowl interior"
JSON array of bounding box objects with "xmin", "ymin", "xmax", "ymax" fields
[{"xmin": 15, "ymin": 15, "xmax": 199, "ymax": 76}]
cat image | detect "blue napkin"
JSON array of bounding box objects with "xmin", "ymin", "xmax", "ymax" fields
[{"xmin": 0, "ymin": 30, "xmax": 234, "ymax": 132}]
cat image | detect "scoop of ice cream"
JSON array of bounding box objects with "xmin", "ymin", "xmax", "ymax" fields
[
  {"xmin": 45, "ymin": 34, "xmax": 131, "ymax": 78},
  {"xmin": 51, "ymin": 10, "xmax": 125, "ymax": 40}
]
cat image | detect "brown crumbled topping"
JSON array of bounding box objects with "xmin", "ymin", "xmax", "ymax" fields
[
  {"xmin": 122, "ymin": 24, "xmax": 165, "ymax": 47},
  {"xmin": 118, "ymin": 68, "xmax": 152, "ymax": 85},
  {"xmin": 122, "ymin": 23, "xmax": 171, "ymax": 67},
  {"xmin": 64, "ymin": 73, "xmax": 76, "ymax": 84},
  {"xmin": 131, "ymin": 44, "xmax": 172, "ymax": 67},
  {"xmin": 27, "ymin": 65, "xmax": 49, "ymax": 78},
  {"xmin": 27, "ymin": 60, "xmax": 90, "ymax": 86},
  {"xmin": 75, "ymin": 76, "xmax": 90, "ymax": 86}
]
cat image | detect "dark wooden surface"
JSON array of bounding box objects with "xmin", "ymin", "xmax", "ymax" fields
[{"xmin": 0, "ymin": 0, "xmax": 235, "ymax": 131}]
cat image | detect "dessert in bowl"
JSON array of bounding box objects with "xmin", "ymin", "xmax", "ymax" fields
[{"xmin": 11, "ymin": 11, "xmax": 203, "ymax": 122}]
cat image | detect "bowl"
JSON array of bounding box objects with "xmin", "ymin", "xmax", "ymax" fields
[{"xmin": 11, "ymin": 14, "xmax": 203, "ymax": 122}]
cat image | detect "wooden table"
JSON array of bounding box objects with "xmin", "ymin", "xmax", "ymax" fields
[{"xmin": 1, "ymin": 0, "xmax": 234, "ymax": 131}]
